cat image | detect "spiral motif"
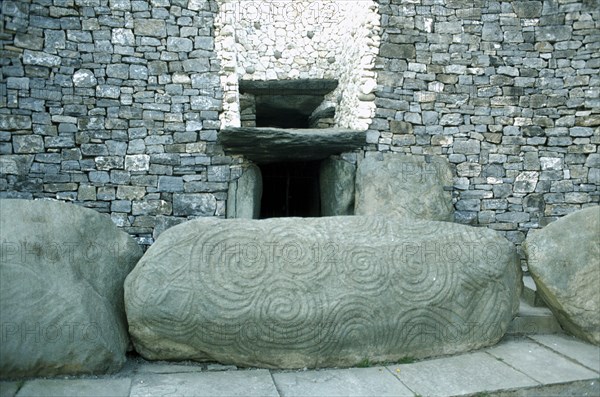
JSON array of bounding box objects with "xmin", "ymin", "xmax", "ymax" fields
[
  {"xmin": 318, "ymin": 297, "xmax": 390, "ymax": 360},
  {"xmin": 339, "ymin": 246, "xmax": 390, "ymax": 294},
  {"xmin": 389, "ymin": 241, "xmax": 457, "ymax": 305},
  {"xmin": 267, "ymin": 224, "xmax": 332, "ymax": 280},
  {"xmin": 125, "ymin": 215, "xmax": 517, "ymax": 368},
  {"xmin": 192, "ymin": 227, "xmax": 272, "ymax": 290},
  {"xmin": 233, "ymin": 278, "xmax": 326, "ymax": 357}
]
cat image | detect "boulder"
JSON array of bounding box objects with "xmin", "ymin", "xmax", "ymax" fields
[
  {"xmin": 0, "ymin": 199, "xmax": 143, "ymax": 378},
  {"xmin": 524, "ymin": 206, "xmax": 600, "ymax": 345},
  {"xmin": 125, "ymin": 216, "xmax": 520, "ymax": 369},
  {"xmin": 355, "ymin": 154, "xmax": 454, "ymax": 221}
]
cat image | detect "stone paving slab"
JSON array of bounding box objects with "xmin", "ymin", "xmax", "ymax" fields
[
  {"xmin": 486, "ymin": 379, "xmax": 600, "ymax": 397},
  {"xmin": 129, "ymin": 369, "xmax": 278, "ymax": 397},
  {"xmin": 386, "ymin": 351, "xmax": 537, "ymax": 396},
  {"xmin": 485, "ymin": 337, "xmax": 599, "ymax": 384},
  {"xmin": 528, "ymin": 334, "xmax": 600, "ymax": 372},
  {"xmin": 272, "ymin": 367, "xmax": 414, "ymax": 397},
  {"xmin": 2, "ymin": 336, "xmax": 599, "ymax": 397},
  {"xmin": 15, "ymin": 379, "xmax": 131, "ymax": 397}
]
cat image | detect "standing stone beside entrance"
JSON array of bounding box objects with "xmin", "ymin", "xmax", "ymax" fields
[{"xmin": 354, "ymin": 154, "xmax": 454, "ymax": 221}]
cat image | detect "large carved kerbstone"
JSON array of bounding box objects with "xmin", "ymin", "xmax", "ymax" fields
[
  {"xmin": 0, "ymin": 199, "xmax": 143, "ymax": 378},
  {"xmin": 355, "ymin": 154, "xmax": 454, "ymax": 221},
  {"xmin": 125, "ymin": 216, "xmax": 521, "ymax": 369},
  {"xmin": 524, "ymin": 206, "xmax": 600, "ymax": 345}
]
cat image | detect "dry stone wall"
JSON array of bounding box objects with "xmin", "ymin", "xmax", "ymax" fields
[
  {"xmin": 0, "ymin": 0, "xmax": 230, "ymax": 246},
  {"xmin": 0, "ymin": 0, "xmax": 599, "ymax": 250},
  {"xmin": 369, "ymin": 0, "xmax": 599, "ymax": 250}
]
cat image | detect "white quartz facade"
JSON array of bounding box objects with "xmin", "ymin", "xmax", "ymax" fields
[{"xmin": 215, "ymin": 0, "xmax": 380, "ymax": 130}]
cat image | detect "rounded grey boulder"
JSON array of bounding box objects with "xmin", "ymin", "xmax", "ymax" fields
[
  {"xmin": 0, "ymin": 199, "xmax": 143, "ymax": 378},
  {"xmin": 524, "ymin": 206, "xmax": 600, "ymax": 345},
  {"xmin": 125, "ymin": 216, "xmax": 521, "ymax": 369}
]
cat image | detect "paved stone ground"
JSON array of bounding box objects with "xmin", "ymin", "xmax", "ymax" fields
[{"xmin": 1, "ymin": 334, "xmax": 598, "ymax": 397}]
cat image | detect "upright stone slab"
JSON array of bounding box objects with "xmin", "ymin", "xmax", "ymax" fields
[
  {"xmin": 0, "ymin": 199, "xmax": 143, "ymax": 378},
  {"xmin": 524, "ymin": 206, "xmax": 600, "ymax": 345},
  {"xmin": 227, "ymin": 164, "xmax": 262, "ymax": 219},
  {"xmin": 320, "ymin": 158, "xmax": 355, "ymax": 216},
  {"xmin": 354, "ymin": 154, "xmax": 454, "ymax": 221},
  {"xmin": 125, "ymin": 216, "xmax": 521, "ymax": 369}
]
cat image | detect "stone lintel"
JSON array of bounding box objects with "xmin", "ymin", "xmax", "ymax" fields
[{"xmin": 219, "ymin": 127, "xmax": 366, "ymax": 163}]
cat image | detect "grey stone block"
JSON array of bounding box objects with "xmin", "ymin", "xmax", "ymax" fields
[
  {"xmin": 355, "ymin": 154, "xmax": 454, "ymax": 221},
  {"xmin": 482, "ymin": 23, "xmax": 503, "ymax": 41},
  {"xmin": 0, "ymin": 115, "xmax": 32, "ymax": 130},
  {"xmin": 134, "ymin": 19, "xmax": 166, "ymax": 37},
  {"xmin": 227, "ymin": 164, "xmax": 262, "ymax": 219},
  {"xmin": 513, "ymin": 1, "xmax": 543, "ymax": 18},
  {"xmin": 172, "ymin": 193, "xmax": 217, "ymax": 216},
  {"xmin": 379, "ymin": 43, "xmax": 416, "ymax": 59},
  {"xmin": 13, "ymin": 136, "xmax": 44, "ymax": 154},
  {"xmin": 22, "ymin": 50, "xmax": 61, "ymax": 67},
  {"xmin": 158, "ymin": 176, "xmax": 184, "ymax": 193}
]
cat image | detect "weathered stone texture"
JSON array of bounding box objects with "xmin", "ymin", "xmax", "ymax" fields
[
  {"xmin": 355, "ymin": 154, "xmax": 454, "ymax": 221},
  {"xmin": 524, "ymin": 206, "xmax": 600, "ymax": 345},
  {"xmin": 125, "ymin": 216, "xmax": 521, "ymax": 369},
  {"xmin": 0, "ymin": 199, "xmax": 143, "ymax": 378}
]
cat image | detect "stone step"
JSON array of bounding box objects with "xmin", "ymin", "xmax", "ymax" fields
[
  {"xmin": 521, "ymin": 274, "xmax": 547, "ymax": 307},
  {"xmin": 507, "ymin": 298, "xmax": 563, "ymax": 335}
]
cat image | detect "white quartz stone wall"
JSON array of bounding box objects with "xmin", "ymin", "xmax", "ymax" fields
[{"xmin": 215, "ymin": 0, "xmax": 380, "ymax": 130}]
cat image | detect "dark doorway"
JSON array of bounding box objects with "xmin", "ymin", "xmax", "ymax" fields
[
  {"xmin": 254, "ymin": 95, "xmax": 319, "ymax": 128},
  {"xmin": 259, "ymin": 161, "xmax": 321, "ymax": 218},
  {"xmin": 255, "ymin": 102, "xmax": 309, "ymax": 128}
]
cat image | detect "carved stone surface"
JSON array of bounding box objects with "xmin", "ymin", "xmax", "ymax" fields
[
  {"xmin": 125, "ymin": 216, "xmax": 521, "ymax": 369},
  {"xmin": 524, "ymin": 206, "xmax": 600, "ymax": 345},
  {"xmin": 0, "ymin": 199, "xmax": 143, "ymax": 378},
  {"xmin": 355, "ymin": 153, "xmax": 454, "ymax": 221},
  {"xmin": 219, "ymin": 128, "xmax": 366, "ymax": 163}
]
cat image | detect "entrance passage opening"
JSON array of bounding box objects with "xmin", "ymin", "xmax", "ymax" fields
[
  {"xmin": 255, "ymin": 96, "xmax": 313, "ymax": 128},
  {"xmin": 238, "ymin": 79, "xmax": 339, "ymax": 129},
  {"xmin": 259, "ymin": 161, "xmax": 321, "ymax": 219}
]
